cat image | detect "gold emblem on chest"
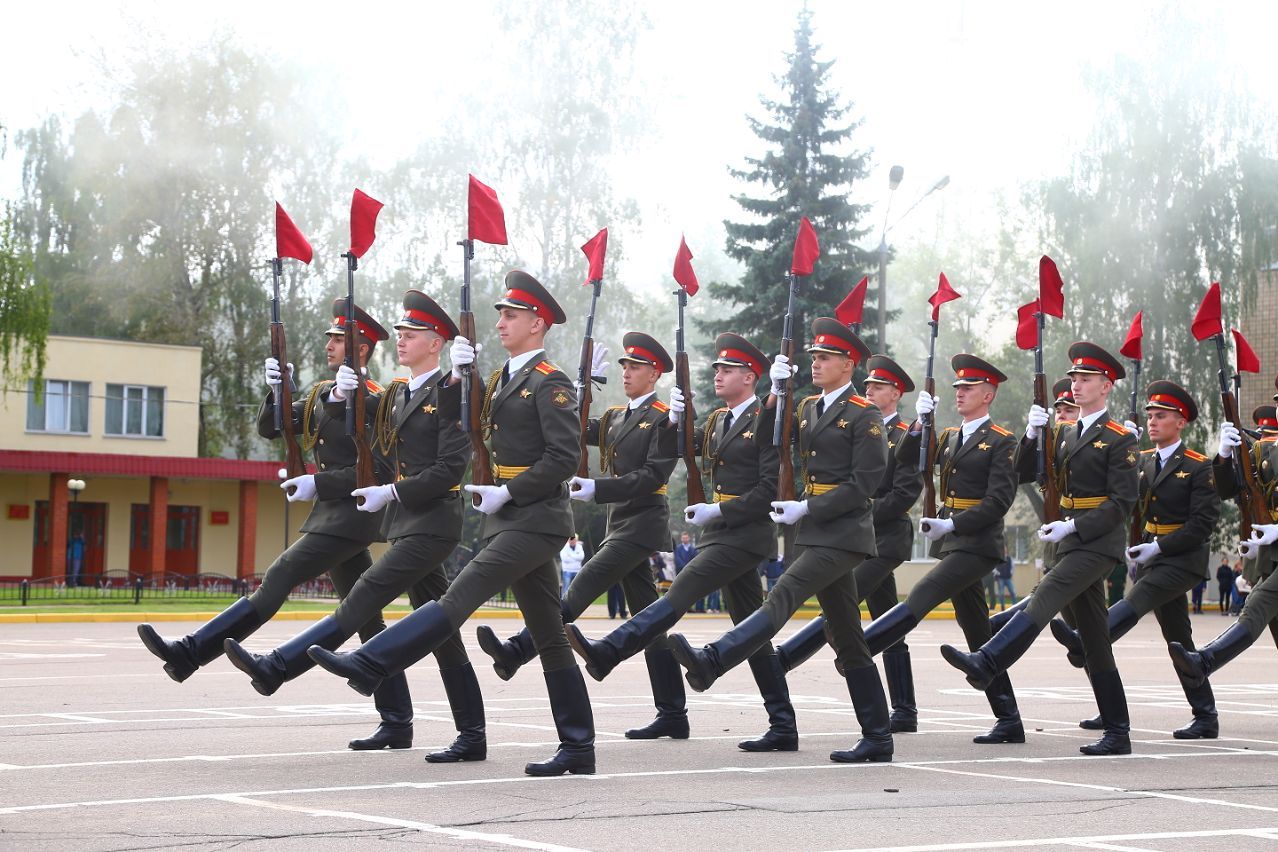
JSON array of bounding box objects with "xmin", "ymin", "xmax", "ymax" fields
[
  {"xmin": 1175, "ymin": 470, "xmax": 1190, "ymax": 479},
  {"xmin": 1092, "ymin": 440, "xmax": 1108, "ymax": 449},
  {"xmin": 423, "ymin": 404, "xmax": 436, "ymax": 414},
  {"xmin": 977, "ymin": 441, "xmax": 990, "ymax": 451},
  {"xmin": 520, "ymin": 389, "xmax": 532, "ymax": 398},
  {"xmin": 638, "ymin": 421, "xmax": 651, "ymax": 429}
]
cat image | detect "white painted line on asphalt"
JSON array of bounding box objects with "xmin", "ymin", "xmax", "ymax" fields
[
  {"xmin": 826, "ymin": 827, "xmax": 1278, "ymax": 851},
  {"xmin": 215, "ymin": 794, "xmax": 591, "ymax": 852}
]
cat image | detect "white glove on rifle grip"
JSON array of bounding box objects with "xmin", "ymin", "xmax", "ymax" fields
[
  {"xmin": 1217, "ymin": 422, "xmax": 1242, "ymax": 459},
  {"xmin": 1025, "ymin": 404, "xmax": 1050, "ymax": 440},
  {"xmin": 769, "ymin": 355, "xmax": 794, "ymax": 396},
  {"xmin": 450, "ymin": 336, "xmax": 478, "ymax": 381},
  {"xmin": 329, "ymin": 365, "xmax": 361, "ymax": 402},
  {"xmin": 669, "ymin": 386, "xmax": 686, "ymax": 425},
  {"xmin": 589, "ymin": 346, "xmax": 609, "ymax": 382},
  {"xmin": 915, "ymin": 391, "xmax": 936, "ymax": 419},
  {"xmin": 265, "ymin": 357, "xmax": 294, "ymax": 388}
]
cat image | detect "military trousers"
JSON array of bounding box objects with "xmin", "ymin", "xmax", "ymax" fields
[
  {"xmin": 438, "ymin": 530, "xmax": 574, "ymax": 670},
  {"xmin": 905, "ymin": 550, "xmax": 1000, "ymax": 652},
  {"xmin": 250, "ymin": 532, "xmax": 383, "ymax": 638},
  {"xmin": 562, "ymin": 538, "xmax": 659, "ymax": 627},
  {"xmin": 761, "ymin": 546, "xmax": 870, "ymax": 670},
  {"xmin": 1239, "ymin": 558, "xmax": 1278, "ymax": 648},
  {"xmin": 857, "ymin": 555, "xmax": 904, "ymax": 623},
  {"xmin": 1025, "ymin": 548, "xmax": 1117, "ymax": 672},
  {"xmin": 662, "ymin": 541, "xmax": 767, "ymax": 625},
  {"xmin": 1124, "ymin": 560, "xmax": 1203, "ymax": 651}
]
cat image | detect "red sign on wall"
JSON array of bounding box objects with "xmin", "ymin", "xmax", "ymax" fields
[
  {"xmin": 7, "ymin": 504, "xmax": 30, "ymax": 520},
  {"xmin": 210, "ymin": 510, "xmax": 230, "ymax": 525}
]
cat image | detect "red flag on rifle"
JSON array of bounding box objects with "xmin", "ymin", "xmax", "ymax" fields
[
  {"xmin": 348, "ymin": 189, "xmax": 383, "ymax": 259},
  {"xmin": 275, "ymin": 203, "xmax": 312, "ymax": 264},
  {"xmin": 467, "ymin": 174, "xmax": 508, "ymax": 245},
  {"xmin": 673, "ymin": 236, "xmax": 699, "ymax": 296},
  {"xmin": 1191, "ymin": 282, "xmax": 1223, "ymax": 341},
  {"xmin": 1039, "ymin": 255, "xmax": 1065, "ymax": 318},
  {"xmin": 1119, "ymin": 310, "xmax": 1143, "ymax": 360},
  {"xmin": 928, "ymin": 272, "xmax": 961, "ymax": 321},
  {"xmin": 581, "ymin": 228, "xmax": 608, "ymax": 283},
  {"xmin": 835, "ymin": 277, "xmax": 868, "ymax": 327},
  {"xmin": 1015, "ymin": 300, "xmax": 1040, "ymax": 350},
  {"xmin": 790, "ymin": 216, "xmax": 819, "ymax": 276},
  {"xmin": 1233, "ymin": 328, "xmax": 1261, "ymax": 373}
]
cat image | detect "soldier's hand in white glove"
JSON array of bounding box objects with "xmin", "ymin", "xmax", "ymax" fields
[
  {"xmin": 684, "ymin": 502, "xmax": 722, "ymax": 526},
  {"xmin": 265, "ymin": 357, "xmax": 294, "ymax": 388},
  {"xmin": 1127, "ymin": 541, "xmax": 1160, "ymax": 565},
  {"xmin": 769, "ymin": 500, "xmax": 809, "ymax": 525},
  {"xmin": 1217, "ymin": 422, "xmax": 1242, "ymax": 459},
  {"xmin": 450, "ymin": 336, "xmax": 479, "ymax": 381},
  {"xmin": 590, "ymin": 346, "xmax": 609, "ymax": 382},
  {"xmin": 281, "ymin": 474, "xmax": 316, "ymax": 502},
  {"xmin": 769, "ymin": 354, "xmax": 795, "ymax": 396},
  {"xmin": 920, "ymin": 516, "xmax": 954, "ymax": 541},
  {"xmin": 353, "ymin": 484, "xmax": 397, "ymax": 513},
  {"xmin": 1240, "ymin": 538, "xmax": 1261, "ymax": 560},
  {"xmin": 569, "ymin": 476, "xmax": 596, "ymax": 502},
  {"xmin": 1038, "ymin": 519, "xmax": 1076, "ymax": 543},
  {"xmin": 464, "ymin": 483, "xmax": 512, "ymax": 515},
  {"xmin": 915, "ymin": 390, "xmax": 936, "ymax": 420},
  {"xmin": 669, "ymin": 386, "xmax": 686, "ymax": 425},
  {"xmin": 1123, "ymin": 419, "xmax": 1143, "ymax": 439},
  {"xmin": 1248, "ymin": 523, "xmax": 1278, "ymax": 546},
  {"xmin": 328, "ymin": 364, "xmax": 360, "ymax": 402},
  {"xmin": 1025, "ymin": 404, "xmax": 1050, "ymax": 440}
]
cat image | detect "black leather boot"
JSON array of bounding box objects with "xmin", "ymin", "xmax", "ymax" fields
[
  {"xmin": 476, "ymin": 625, "xmax": 537, "ymax": 682},
  {"xmin": 308, "ymin": 601, "xmax": 455, "ymax": 697},
  {"xmin": 670, "ymin": 609, "xmax": 774, "ymax": 692},
  {"xmin": 138, "ymin": 598, "xmax": 263, "ymax": 683},
  {"xmin": 776, "ymin": 616, "xmax": 829, "ymax": 672},
  {"xmin": 737, "ymin": 651, "xmax": 799, "ymax": 752},
  {"xmin": 1051, "ymin": 600, "xmax": 1139, "ymax": 669},
  {"xmin": 1170, "ymin": 623, "xmax": 1253, "ymax": 688},
  {"xmin": 525, "ymin": 667, "xmax": 595, "ymax": 776},
  {"xmin": 424, "ymin": 663, "xmax": 487, "ymax": 761},
  {"xmin": 1079, "ymin": 715, "xmax": 1104, "ymax": 730},
  {"xmin": 881, "ymin": 646, "xmax": 918, "ymax": 733},
  {"xmin": 565, "ymin": 598, "xmax": 680, "ymax": 682},
  {"xmin": 224, "ymin": 616, "xmax": 348, "ymax": 696},
  {"xmin": 1172, "ymin": 672, "xmax": 1219, "ymax": 739},
  {"xmin": 348, "ymin": 672, "xmax": 414, "ymax": 750},
  {"xmin": 864, "ymin": 604, "xmax": 919, "ymax": 656},
  {"xmin": 989, "ymin": 594, "xmax": 1031, "ymax": 633},
  {"xmin": 1079, "ymin": 667, "xmax": 1131, "ymax": 755},
  {"xmin": 829, "ymin": 664, "xmax": 893, "ymax": 763},
  {"xmin": 973, "ymin": 672, "xmax": 1026, "ymax": 744},
  {"xmin": 625, "ymin": 647, "xmax": 690, "ymax": 740},
  {"xmin": 940, "ymin": 611, "xmax": 1041, "ymax": 692}
]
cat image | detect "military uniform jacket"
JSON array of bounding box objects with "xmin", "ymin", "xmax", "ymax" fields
[
  {"xmin": 1214, "ymin": 434, "xmax": 1278, "ymax": 576},
  {"xmin": 480, "ymin": 352, "xmax": 579, "ymax": 539},
  {"xmin": 689, "ymin": 398, "xmax": 778, "ymax": 556},
  {"xmin": 872, "ymin": 413, "xmax": 923, "ymax": 561},
  {"xmin": 789, "ymin": 389, "xmax": 887, "ymax": 554},
  {"xmin": 899, "ymin": 419, "xmax": 1017, "ymax": 561},
  {"xmin": 1016, "ymin": 411, "xmax": 1138, "ymax": 560},
  {"xmin": 1136, "ymin": 444, "xmax": 1218, "ymax": 579},
  {"xmin": 374, "ymin": 374, "xmax": 469, "ymax": 542},
  {"xmin": 256, "ymin": 381, "xmax": 387, "ymax": 543},
  {"xmin": 585, "ymin": 395, "xmax": 677, "ymax": 550}
]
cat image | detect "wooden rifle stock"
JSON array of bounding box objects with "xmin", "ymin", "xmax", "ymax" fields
[
  {"xmin": 918, "ymin": 320, "xmax": 939, "ymax": 520},
  {"xmin": 1215, "ymin": 335, "xmax": 1268, "ymax": 536},
  {"xmin": 269, "ymin": 259, "xmax": 306, "ymax": 494},
  {"xmin": 674, "ymin": 288, "xmax": 706, "ymax": 506},
  {"xmin": 457, "ymin": 240, "xmax": 493, "ymax": 505},
  {"xmin": 341, "ymin": 254, "xmax": 376, "ymax": 504},
  {"xmin": 575, "ymin": 277, "xmax": 602, "ymax": 481},
  {"xmin": 1127, "ymin": 359, "xmax": 1144, "ymax": 547},
  {"xmin": 774, "ymin": 272, "xmax": 799, "ymax": 502},
  {"xmin": 1033, "ymin": 307, "xmax": 1062, "ymax": 523}
]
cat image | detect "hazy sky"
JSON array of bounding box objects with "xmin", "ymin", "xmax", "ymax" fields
[{"xmin": 4, "ymin": 0, "xmax": 1276, "ymax": 298}]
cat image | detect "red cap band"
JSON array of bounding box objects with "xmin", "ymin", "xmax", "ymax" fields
[
  {"xmin": 333, "ymin": 315, "xmax": 375, "ymax": 340},
  {"xmin": 402, "ymin": 308, "xmax": 452, "ymax": 339},
  {"xmin": 1070, "ymin": 356, "xmax": 1117, "ymax": 380},
  {"xmin": 867, "ymin": 367, "xmax": 904, "ymax": 391},
  {"xmin": 955, "ymin": 367, "xmax": 1000, "ymax": 385},
  {"xmin": 811, "ymin": 333, "xmax": 863, "ymax": 364},
  {"xmin": 1148, "ymin": 393, "xmax": 1189, "ymax": 419},
  {"xmin": 1258, "ymin": 417, "xmax": 1278, "ymax": 428},
  {"xmin": 717, "ymin": 347, "xmax": 765, "ymax": 377},
  {"xmin": 623, "ymin": 345, "xmax": 663, "ymax": 371},
  {"xmin": 502, "ymin": 288, "xmax": 553, "ymax": 323}
]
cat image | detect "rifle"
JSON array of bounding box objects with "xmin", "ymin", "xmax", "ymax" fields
[
  {"xmin": 918, "ymin": 319, "xmax": 939, "ymax": 522},
  {"xmin": 1126, "ymin": 355, "xmax": 1144, "ymax": 547},
  {"xmin": 575, "ymin": 275, "xmax": 603, "ymax": 481},
  {"xmin": 269, "ymin": 257, "xmax": 306, "ymax": 495},
  {"xmin": 1032, "ymin": 306, "xmax": 1062, "ymax": 523},
  {"xmin": 773, "ymin": 272, "xmax": 799, "ymax": 502},
  {"xmin": 341, "ymin": 253, "xmax": 377, "ymax": 505},
  {"xmin": 1212, "ymin": 333, "xmax": 1268, "ymax": 537},
  {"xmin": 457, "ymin": 239, "xmax": 494, "ymax": 505},
  {"xmin": 675, "ymin": 287, "xmax": 706, "ymax": 506}
]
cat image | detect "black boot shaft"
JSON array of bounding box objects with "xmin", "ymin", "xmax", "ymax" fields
[
  {"xmin": 625, "ymin": 647, "xmax": 689, "ymax": 740},
  {"xmin": 777, "ymin": 616, "xmax": 829, "ymax": 672},
  {"xmin": 424, "ymin": 663, "xmax": 487, "ymax": 762},
  {"xmin": 864, "ymin": 604, "xmax": 919, "ymax": 657},
  {"xmin": 525, "ymin": 666, "xmax": 595, "ymax": 776},
  {"xmin": 830, "ymin": 663, "xmax": 893, "ymax": 763},
  {"xmin": 738, "ymin": 651, "xmax": 798, "ymax": 752}
]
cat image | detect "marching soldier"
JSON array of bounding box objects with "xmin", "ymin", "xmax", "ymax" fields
[
  {"xmin": 1048, "ymin": 380, "xmax": 1220, "ymax": 738},
  {"xmin": 138, "ymin": 300, "xmax": 417, "ymax": 751},
  {"xmin": 773, "ymin": 353, "xmax": 924, "ymax": 734},
  {"xmin": 473, "ymin": 332, "xmax": 688, "ymax": 740},
  {"xmin": 309, "ymin": 271, "xmax": 596, "ymax": 777},
  {"xmin": 565, "ymin": 333, "xmax": 800, "ymax": 753},
  {"xmin": 941, "ymin": 342, "xmax": 1139, "ymax": 756},
  {"xmin": 667, "ymin": 319, "xmax": 894, "ymax": 763},
  {"xmin": 224, "ymin": 290, "xmax": 487, "ymax": 762},
  {"xmin": 856, "ymin": 354, "xmax": 1028, "ymax": 745}
]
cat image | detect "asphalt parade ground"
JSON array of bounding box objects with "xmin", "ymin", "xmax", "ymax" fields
[{"xmin": 3, "ymin": 614, "xmax": 1277, "ymax": 852}]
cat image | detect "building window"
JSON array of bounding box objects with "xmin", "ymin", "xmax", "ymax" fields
[
  {"xmin": 26, "ymin": 379, "xmax": 90, "ymax": 434},
  {"xmin": 1006, "ymin": 525, "xmax": 1031, "ymax": 562},
  {"xmin": 105, "ymin": 384, "xmax": 165, "ymax": 437}
]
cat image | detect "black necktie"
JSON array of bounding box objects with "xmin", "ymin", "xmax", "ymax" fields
[
  {"xmin": 624, "ymin": 406, "xmax": 633, "ymax": 421},
  {"xmin": 403, "ymin": 382, "xmax": 413, "ymax": 405},
  {"xmin": 501, "ymin": 362, "xmax": 511, "ymax": 387},
  {"xmin": 955, "ymin": 429, "xmax": 965, "ymax": 450},
  {"xmin": 1076, "ymin": 421, "xmax": 1084, "ymax": 442},
  {"xmin": 1155, "ymin": 453, "xmax": 1164, "ymax": 475},
  {"xmin": 723, "ymin": 411, "xmax": 734, "ymax": 435},
  {"xmin": 816, "ymin": 399, "xmax": 825, "ymax": 419}
]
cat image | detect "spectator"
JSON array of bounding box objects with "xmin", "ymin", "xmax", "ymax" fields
[
  {"xmin": 66, "ymin": 531, "xmax": 85, "ymax": 588},
  {"xmin": 1216, "ymin": 559, "xmax": 1234, "ymax": 615},
  {"xmin": 763, "ymin": 555, "xmax": 785, "ymax": 593},
  {"xmin": 674, "ymin": 533, "xmax": 703, "ymax": 612},
  {"xmin": 1233, "ymin": 566, "xmax": 1251, "ymax": 614},
  {"xmin": 559, "ymin": 534, "xmax": 585, "ymax": 598},
  {"xmin": 994, "ymin": 553, "xmax": 1016, "ymax": 610},
  {"xmin": 607, "ymin": 583, "xmax": 628, "ymax": 619},
  {"xmin": 1190, "ymin": 577, "xmax": 1207, "ymax": 614},
  {"xmin": 982, "ymin": 568, "xmax": 998, "ymax": 609}
]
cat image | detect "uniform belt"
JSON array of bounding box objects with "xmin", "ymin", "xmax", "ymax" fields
[
  {"xmin": 712, "ymin": 492, "xmax": 740, "ymax": 503},
  {"xmin": 493, "ymin": 464, "xmax": 531, "ymax": 481},
  {"xmin": 1144, "ymin": 521, "xmax": 1183, "ymax": 535},
  {"xmin": 1060, "ymin": 495, "xmax": 1109, "ymax": 509},
  {"xmin": 805, "ymin": 483, "xmax": 837, "ymax": 496},
  {"xmin": 943, "ymin": 496, "xmax": 981, "ymax": 510},
  {"xmin": 395, "ymin": 473, "xmax": 461, "ymax": 492}
]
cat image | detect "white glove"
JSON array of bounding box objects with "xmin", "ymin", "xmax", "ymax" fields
[
  {"xmin": 1248, "ymin": 523, "xmax": 1278, "ymax": 546},
  {"xmin": 590, "ymin": 346, "xmax": 609, "ymax": 381},
  {"xmin": 464, "ymin": 483, "xmax": 512, "ymax": 515},
  {"xmin": 1037, "ymin": 519, "xmax": 1077, "ymax": 543},
  {"xmin": 669, "ymin": 386, "xmax": 686, "ymax": 425},
  {"xmin": 265, "ymin": 357, "xmax": 294, "ymax": 388},
  {"xmin": 569, "ymin": 476, "xmax": 596, "ymax": 502},
  {"xmin": 1240, "ymin": 538, "xmax": 1262, "ymax": 560},
  {"xmin": 1217, "ymin": 422, "xmax": 1242, "ymax": 459},
  {"xmin": 328, "ymin": 364, "xmax": 360, "ymax": 402},
  {"xmin": 353, "ymin": 484, "xmax": 397, "ymax": 513},
  {"xmin": 1126, "ymin": 541, "xmax": 1161, "ymax": 565},
  {"xmin": 684, "ymin": 502, "xmax": 723, "ymax": 526},
  {"xmin": 1025, "ymin": 404, "xmax": 1050, "ymax": 440},
  {"xmin": 1123, "ymin": 419, "xmax": 1143, "ymax": 439},
  {"xmin": 919, "ymin": 516, "xmax": 954, "ymax": 541},
  {"xmin": 769, "ymin": 354, "xmax": 795, "ymax": 395},
  {"xmin": 450, "ymin": 336, "xmax": 478, "ymax": 381},
  {"xmin": 915, "ymin": 390, "xmax": 936, "ymax": 419},
  {"xmin": 769, "ymin": 500, "xmax": 809, "ymax": 525},
  {"xmin": 281, "ymin": 474, "xmax": 316, "ymax": 502}
]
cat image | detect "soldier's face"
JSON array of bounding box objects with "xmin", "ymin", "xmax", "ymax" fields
[
  {"xmin": 496, "ymin": 307, "xmax": 545, "ymax": 352},
  {"xmin": 325, "ymin": 334, "xmax": 368, "ymax": 369},
  {"xmin": 954, "ymin": 383, "xmax": 994, "ymax": 418},
  {"xmin": 863, "ymin": 381, "xmax": 901, "ymax": 413},
  {"xmin": 1070, "ymin": 373, "xmax": 1112, "ymax": 408},
  {"xmin": 810, "ymin": 351, "xmax": 852, "ymax": 390},
  {"xmin": 396, "ymin": 329, "xmax": 442, "ymax": 370},
  {"xmin": 1053, "ymin": 403, "xmax": 1080, "ymax": 424},
  {"xmin": 1146, "ymin": 408, "xmax": 1186, "ymax": 444},
  {"xmin": 622, "ymin": 361, "xmax": 661, "ymax": 399},
  {"xmin": 713, "ymin": 365, "xmax": 756, "ymax": 401}
]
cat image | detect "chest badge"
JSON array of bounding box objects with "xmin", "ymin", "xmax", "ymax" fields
[
  {"xmin": 520, "ymin": 389, "xmax": 532, "ymax": 399},
  {"xmin": 423, "ymin": 404, "xmax": 436, "ymax": 414},
  {"xmin": 1092, "ymin": 440, "xmax": 1108, "ymax": 450},
  {"xmin": 838, "ymin": 419, "xmax": 850, "ymax": 429},
  {"xmin": 638, "ymin": 421, "xmax": 651, "ymax": 429},
  {"xmin": 800, "ymin": 419, "xmax": 808, "ymax": 428},
  {"xmin": 866, "ymin": 422, "xmax": 878, "ymax": 435},
  {"xmin": 977, "ymin": 441, "xmax": 990, "ymax": 451},
  {"xmin": 741, "ymin": 430, "xmax": 754, "ymax": 440},
  {"xmin": 1175, "ymin": 470, "xmax": 1190, "ymax": 479}
]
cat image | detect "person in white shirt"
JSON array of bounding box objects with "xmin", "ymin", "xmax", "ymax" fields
[{"xmin": 560, "ymin": 535, "xmax": 585, "ymax": 595}]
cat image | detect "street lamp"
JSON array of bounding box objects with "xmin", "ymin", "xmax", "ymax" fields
[
  {"xmin": 876, "ymin": 171, "xmax": 951, "ymax": 350},
  {"xmin": 67, "ymin": 478, "xmax": 86, "ymax": 503}
]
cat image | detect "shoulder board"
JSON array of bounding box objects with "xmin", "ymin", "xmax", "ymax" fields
[
  {"xmin": 534, "ymin": 360, "xmax": 559, "ymax": 375},
  {"xmin": 1183, "ymin": 448, "xmax": 1208, "ymax": 462},
  {"xmin": 943, "ymin": 426, "xmax": 960, "ymax": 433},
  {"xmin": 365, "ymin": 379, "xmax": 384, "ymax": 394},
  {"xmin": 1261, "ymin": 435, "xmax": 1278, "ymax": 443},
  {"xmin": 847, "ymin": 394, "xmax": 871, "ymax": 408},
  {"xmin": 1140, "ymin": 448, "xmax": 1157, "ymax": 455},
  {"xmin": 652, "ymin": 400, "xmax": 670, "ymax": 413},
  {"xmin": 1056, "ymin": 419, "xmax": 1077, "ymax": 426},
  {"xmin": 388, "ymin": 376, "xmax": 409, "ymax": 385},
  {"xmin": 894, "ymin": 420, "xmax": 909, "ymax": 431},
  {"xmin": 989, "ymin": 424, "xmax": 1012, "ymax": 437},
  {"xmin": 1105, "ymin": 420, "xmax": 1129, "ymax": 435},
  {"xmin": 800, "ymin": 394, "xmax": 820, "ymax": 404},
  {"xmin": 605, "ymin": 405, "xmax": 626, "ymax": 416}
]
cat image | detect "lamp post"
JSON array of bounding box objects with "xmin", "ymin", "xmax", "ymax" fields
[
  {"xmin": 876, "ymin": 171, "xmax": 951, "ymax": 350},
  {"xmin": 66, "ymin": 479, "xmax": 86, "ymax": 587},
  {"xmin": 67, "ymin": 478, "xmax": 86, "ymax": 503}
]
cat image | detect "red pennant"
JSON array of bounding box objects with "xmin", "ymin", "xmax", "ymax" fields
[
  {"xmin": 835, "ymin": 277, "xmax": 869, "ymax": 327},
  {"xmin": 1191, "ymin": 282, "xmax": 1223, "ymax": 341},
  {"xmin": 1038, "ymin": 255, "xmax": 1065, "ymax": 318},
  {"xmin": 790, "ymin": 216, "xmax": 819, "ymax": 276},
  {"xmin": 348, "ymin": 189, "xmax": 384, "ymax": 259},
  {"xmin": 1015, "ymin": 300, "xmax": 1040, "ymax": 350},
  {"xmin": 673, "ymin": 236, "xmax": 699, "ymax": 296},
  {"xmin": 467, "ymin": 174, "xmax": 508, "ymax": 245},
  {"xmin": 1118, "ymin": 310, "xmax": 1143, "ymax": 360},
  {"xmin": 1233, "ymin": 328, "xmax": 1261, "ymax": 373},
  {"xmin": 580, "ymin": 228, "xmax": 608, "ymax": 283},
  {"xmin": 275, "ymin": 202, "xmax": 312, "ymax": 264},
  {"xmin": 927, "ymin": 272, "xmax": 961, "ymax": 321}
]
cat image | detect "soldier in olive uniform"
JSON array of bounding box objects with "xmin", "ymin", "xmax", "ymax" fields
[
  {"xmin": 942, "ymin": 342, "xmax": 1139, "ymax": 756},
  {"xmin": 474, "ymin": 331, "xmax": 687, "ymax": 740},
  {"xmin": 855, "ymin": 354, "xmax": 1027, "ymax": 745},
  {"xmin": 669, "ymin": 319, "xmax": 895, "ymax": 763},
  {"xmin": 224, "ymin": 290, "xmax": 486, "ymax": 761},
  {"xmin": 773, "ymin": 354, "xmax": 924, "ymax": 734},
  {"xmin": 138, "ymin": 300, "xmax": 416, "ymax": 750},
  {"xmin": 566, "ymin": 333, "xmax": 799, "ymax": 753},
  {"xmin": 311, "ymin": 271, "xmax": 596, "ymax": 777},
  {"xmin": 1048, "ymin": 381, "xmax": 1221, "ymax": 738}
]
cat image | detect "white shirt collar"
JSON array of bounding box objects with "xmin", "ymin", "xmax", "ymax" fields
[
  {"xmin": 821, "ymin": 382, "xmax": 853, "ymax": 412},
  {"xmin": 727, "ymin": 396, "xmax": 757, "ymax": 422},
  {"xmin": 961, "ymin": 414, "xmax": 990, "ymax": 438},
  {"xmin": 1157, "ymin": 439, "xmax": 1182, "ymax": 463},
  {"xmin": 408, "ymin": 367, "xmax": 440, "ymax": 393},
  {"xmin": 628, "ymin": 391, "xmax": 656, "ymax": 410},
  {"xmin": 505, "ymin": 348, "xmax": 545, "ymax": 377},
  {"xmin": 880, "ymin": 410, "xmax": 900, "ymax": 427}
]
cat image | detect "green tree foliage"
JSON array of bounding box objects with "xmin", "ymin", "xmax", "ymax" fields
[{"xmin": 0, "ymin": 205, "xmax": 50, "ymax": 391}]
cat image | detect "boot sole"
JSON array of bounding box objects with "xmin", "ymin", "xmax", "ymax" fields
[
  {"xmin": 889, "ymin": 720, "xmax": 918, "ymax": 734},
  {"xmin": 524, "ymin": 764, "xmax": 596, "ymax": 777},
  {"xmin": 424, "ymin": 752, "xmax": 486, "ymax": 762},
  {"xmin": 349, "ymin": 740, "xmax": 414, "ymax": 751},
  {"xmin": 738, "ymin": 740, "xmax": 799, "ymax": 752},
  {"xmin": 829, "ymin": 752, "xmax": 893, "ymax": 763},
  {"xmin": 137, "ymin": 625, "xmax": 196, "ymax": 683},
  {"xmin": 1172, "ymin": 728, "xmax": 1219, "ymax": 739}
]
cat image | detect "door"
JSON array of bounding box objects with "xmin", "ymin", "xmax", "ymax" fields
[
  {"xmin": 129, "ymin": 504, "xmax": 201, "ymax": 576},
  {"xmin": 31, "ymin": 501, "xmax": 107, "ymax": 581}
]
